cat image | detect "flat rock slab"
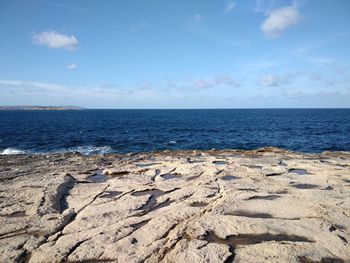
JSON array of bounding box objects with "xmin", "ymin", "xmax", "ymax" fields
[{"xmin": 0, "ymin": 148, "xmax": 349, "ymax": 263}]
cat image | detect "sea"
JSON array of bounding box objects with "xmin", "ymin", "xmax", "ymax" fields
[{"xmin": 0, "ymin": 109, "xmax": 349, "ymax": 155}]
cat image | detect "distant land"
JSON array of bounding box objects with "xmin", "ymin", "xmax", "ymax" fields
[{"xmin": 0, "ymin": 106, "xmax": 85, "ymax": 111}]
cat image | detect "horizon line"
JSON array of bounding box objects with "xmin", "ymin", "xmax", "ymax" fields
[{"xmin": 1, "ymin": 106, "xmax": 350, "ymax": 110}]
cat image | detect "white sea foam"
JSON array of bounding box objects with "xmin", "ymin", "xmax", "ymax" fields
[
  {"xmin": 1, "ymin": 148, "xmax": 25, "ymax": 155},
  {"xmin": 67, "ymin": 146, "xmax": 112, "ymax": 155},
  {"xmin": 0, "ymin": 146, "xmax": 112, "ymax": 155},
  {"xmin": 168, "ymin": 141, "xmax": 176, "ymax": 145}
]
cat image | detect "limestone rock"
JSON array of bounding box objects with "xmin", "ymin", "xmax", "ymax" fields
[{"xmin": 0, "ymin": 149, "xmax": 349, "ymax": 262}]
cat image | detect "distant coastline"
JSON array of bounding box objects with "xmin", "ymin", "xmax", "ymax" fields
[{"xmin": 0, "ymin": 106, "xmax": 85, "ymax": 111}]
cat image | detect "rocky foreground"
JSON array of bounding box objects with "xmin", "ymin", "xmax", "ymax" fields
[{"xmin": 0, "ymin": 148, "xmax": 349, "ymax": 263}]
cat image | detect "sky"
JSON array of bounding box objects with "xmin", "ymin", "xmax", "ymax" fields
[{"xmin": 0, "ymin": 0, "xmax": 350, "ymax": 108}]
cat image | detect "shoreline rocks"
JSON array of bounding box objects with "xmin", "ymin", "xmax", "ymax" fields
[{"xmin": 0, "ymin": 148, "xmax": 349, "ymax": 262}]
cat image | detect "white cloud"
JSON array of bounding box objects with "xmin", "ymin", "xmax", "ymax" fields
[
  {"xmin": 215, "ymin": 75, "xmax": 240, "ymax": 87},
  {"xmin": 260, "ymin": 71, "xmax": 307, "ymax": 87},
  {"xmin": 194, "ymin": 75, "xmax": 240, "ymax": 89},
  {"xmin": 261, "ymin": 6, "xmax": 301, "ymax": 38},
  {"xmin": 67, "ymin": 63, "xmax": 77, "ymax": 70},
  {"xmin": 33, "ymin": 30, "xmax": 78, "ymax": 50},
  {"xmin": 0, "ymin": 79, "xmax": 123, "ymax": 98},
  {"xmin": 0, "ymin": 79, "xmax": 68, "ymax": 91},
  {"xmin": 260, "ymin": 75, "xmax": 282, "ymax": 87},
  {"xmin": 194, "ymin": 14, "xmax": 203, "ymax": 22},
  {"xmin": 194, "ymin": 79, "xmax": 212, "ymax": 89},
  {"xmin": 224, "ymin": 1, "xmax": 236, "ymax": 14}
]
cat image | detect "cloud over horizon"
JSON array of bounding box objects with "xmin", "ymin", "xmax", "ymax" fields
[
  {"xmin": 259, "ymin": 71, "xmax": 305, "ymax": 87},
  {"xmin": 260, "ymin": 74, "xmax": 283, "ymax": 87},
  {"xmin": 33, "ymin": 30, "xmax": 78, "ymax": 50},
  {"xmin": 194, "ymin": 75, "xmax": 241, "ymax": 89},
  {"xmin": 0, "ymin": 79, "xmax": 68, "ymax": 92}
]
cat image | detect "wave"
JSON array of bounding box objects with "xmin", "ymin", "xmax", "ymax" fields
[
  {"xmin": 1, "ymin": 148, "xmax": 26, "ymax": 155},
  {"xmin": 0, "ymin": 146, "xmax": 112, "ymax": 155},
  {"xmin": 65, "ymin": 145, "xmax": 112, "ymax": 155}
]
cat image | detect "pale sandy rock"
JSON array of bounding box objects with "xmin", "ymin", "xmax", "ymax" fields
[{"xmin": 0, "ymin": 149, "xmax": 349, "ymax": 262}]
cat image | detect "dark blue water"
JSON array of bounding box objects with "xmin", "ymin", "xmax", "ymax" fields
[{"xmin": 0, "ymin": 109, "xmax": 349, "ymax": 154}]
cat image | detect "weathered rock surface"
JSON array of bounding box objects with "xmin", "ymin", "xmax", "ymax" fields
[{"xmin": 0, "ymin": 148, "xmax": 349, "ymax": 262}]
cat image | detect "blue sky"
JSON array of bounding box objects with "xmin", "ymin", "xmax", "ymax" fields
[{"xmin": 0, "ymin": 0, "xmax": 350, "ymax": 108}]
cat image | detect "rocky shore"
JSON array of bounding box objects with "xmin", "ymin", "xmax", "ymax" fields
[{"xmin": 0, "ymin": 148, "xmax": 349, "ymax": 262}]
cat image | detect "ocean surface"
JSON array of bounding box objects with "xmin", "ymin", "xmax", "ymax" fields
[{"xmin": 0, "ymin": 109, "xmax": 349, "ymax": 155}]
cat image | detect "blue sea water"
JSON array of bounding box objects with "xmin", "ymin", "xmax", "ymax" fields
[{"xmin": 0, "ymin": 109, "xmax": 349, "ymax": 155}]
